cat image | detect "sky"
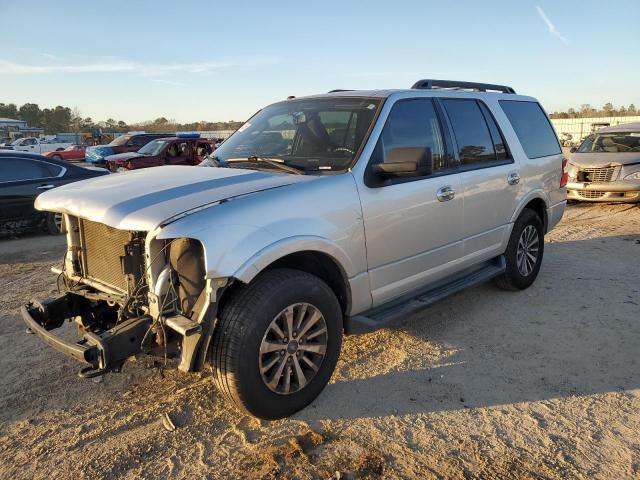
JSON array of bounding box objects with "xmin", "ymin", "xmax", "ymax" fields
[{"xmin": 1, "ymin": 0, "xmax": 638, "ymax": 124}]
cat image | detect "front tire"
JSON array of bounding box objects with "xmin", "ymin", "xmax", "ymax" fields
[
  {"xmin": 495, "ymin": 208, "xmax": 544, "ymax": 291},
  {"xmin": 211, "ymin": 268, "xmax": 343, "ymax": 419}
]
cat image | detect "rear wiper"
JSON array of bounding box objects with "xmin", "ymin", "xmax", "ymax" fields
[{"xmin": 244, "ymin": 156, "xmax": 305, "ymax": 175}]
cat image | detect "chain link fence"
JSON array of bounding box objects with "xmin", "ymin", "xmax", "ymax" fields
[
  {"xmin": 196, "ymin": 119, "xmax": 640, "ymax": 148},
  {"xmin": 197, "ymin": 130, "xmax": 236, "ymax": 140}
]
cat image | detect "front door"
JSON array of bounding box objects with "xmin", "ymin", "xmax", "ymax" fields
[{"xmin": 357, "ymin": 98, "xmax": 464, "ymax": 306}]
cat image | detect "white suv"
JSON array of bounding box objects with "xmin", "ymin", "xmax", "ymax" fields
[{"xmin": 23, "ymin": 79, "xmax": 567, "ymax": 419}]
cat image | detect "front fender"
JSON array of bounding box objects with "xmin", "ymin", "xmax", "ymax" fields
[
  {"xmin": 157, "ymin": 222, "xmax": 356, "ymax": 283},
  {"xmin": 232, "ymin": 235, "xmax": 355, "ymax": 283}
]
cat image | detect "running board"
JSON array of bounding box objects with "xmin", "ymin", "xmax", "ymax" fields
[{"xmin": 345, "ymin": 256, "xmax": 506, "ymax": 334}]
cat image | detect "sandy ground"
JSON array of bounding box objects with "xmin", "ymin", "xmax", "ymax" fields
[{"xmin": 0, "ymin": 202, "xmax": 639, "ymax": 479}]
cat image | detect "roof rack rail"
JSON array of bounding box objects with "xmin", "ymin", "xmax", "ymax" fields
[
  {"xmin": 411, "ymin": 79, "xmax": 516, "ymax": 94},
  {"xmin": 328, "ymin": 89, "xmax": 354, "ymax": 93}
]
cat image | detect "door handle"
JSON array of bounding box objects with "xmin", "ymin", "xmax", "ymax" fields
[
  {"xmin": 507, "ymin": 172, "xmax": 520, "ymax": 185},
  {"xmin": 436, "ymin": 185, "xmax": 455, "ymax": 202},
  {"xmin": 36, "ymin": 184, "xmax": 55, "ymax": 190}
]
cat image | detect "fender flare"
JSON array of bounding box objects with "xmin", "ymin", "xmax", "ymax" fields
[
  {"xmin": 510, "ymin": 189, "xmax": 549, "ymax": 230},
  {"xmin": 231, "ymin": 235, "xmax": 356, "ymax": 284}
]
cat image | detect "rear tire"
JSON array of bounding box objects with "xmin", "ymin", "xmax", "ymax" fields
[
  {"xmin": 495, "ymin": 208, "xmax": 544, "ymax": 291},
  {"xmin": 211, "ymin": 268, "xmax": 342, "ymax": 419}
]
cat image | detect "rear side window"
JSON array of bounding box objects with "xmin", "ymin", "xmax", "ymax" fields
[
  {"xmin": 499, "ymin": 100, "xmax": 561, "ymax": 158},
  {"xmin": 0, "ymin": 158, "xmax": 61, "ymax": 182},
  {"xmin": 128, "ymin": 136, "xmax": 149, "ymax": 147},
  {"xmin": 442, "ymin": 99, "xmax": 499, "ymax": 166}
]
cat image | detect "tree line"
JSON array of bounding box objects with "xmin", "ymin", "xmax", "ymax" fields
[
  {"xmin": 550, "ymin": 103, "xmax": 638, "ymax": 119},
  {"xmin": 0, "ymin": 102, "xmax": 244, "ymax": 135}
]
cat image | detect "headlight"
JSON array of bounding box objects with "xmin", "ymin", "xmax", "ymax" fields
[
  {"xmin": 624, "ymin": 171, "xmax": 640, "ymax": 181},
  {"xmin": 116, "ymin": 167, "xmax": 128, "ymax": 173}
]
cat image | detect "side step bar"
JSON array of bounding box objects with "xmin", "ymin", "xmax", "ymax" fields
[{"xmin": 345, "ymin": 256, "xmax": 506, "ymax": 334}]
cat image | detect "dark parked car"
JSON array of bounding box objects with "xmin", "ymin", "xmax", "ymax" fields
[
  {"xmin": 0, "ymin": 151, "xmax": 109, "ymax": 235},
  {"xmin": 105, "ymin": 134, "xmax": 216, "ymax": 172},
  {"xmin": 84, "ymin": 133, "xmax": 171, "ymax": 165}
]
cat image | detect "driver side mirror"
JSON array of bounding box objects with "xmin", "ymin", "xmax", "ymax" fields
[{"xmin": 372, "ymin": 147, "xmax": 432, "ymax": 177}]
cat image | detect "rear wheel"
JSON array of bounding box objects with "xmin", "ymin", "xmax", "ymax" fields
[
  {"xmin": 495, "ymin": 208, "xmax": 544, "ymax": 291},
  {"xmin": 211, "ymin": 268, "xmax": 342, "ymax": 419}
]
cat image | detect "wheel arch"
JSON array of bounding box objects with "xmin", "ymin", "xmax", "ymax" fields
[
  {"xmin": 511, "ymin": 191, "xmax": 549, "ymax": 233},
  {"xmin": 228, "ymin": 240, "xmax": 353, "ymax": 315}
]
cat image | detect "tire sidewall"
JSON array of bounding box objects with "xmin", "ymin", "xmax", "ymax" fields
[
  {"xmin": 231, "ymin": 272, "xmax": 342, "ymax": 419},
  {"xmin": 505, "ymin": 209, "xmax": 544, "ymax": 289}
]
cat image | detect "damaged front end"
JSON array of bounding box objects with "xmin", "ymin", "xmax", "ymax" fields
[{"xmin": 21, "ymin": 215, "xmax": 225, "ymax": 378}]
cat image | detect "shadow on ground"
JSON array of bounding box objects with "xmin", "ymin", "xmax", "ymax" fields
[{"xmin": 296, "ymin": 233, "xmax": 640, "ymax": 421}]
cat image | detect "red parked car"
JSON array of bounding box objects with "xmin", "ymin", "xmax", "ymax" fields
[
  {"xmin": 44, "ymin": 144, "xmax": 86, "ymax": 162},
  {"xmin": 105, "ymin": 134, "xmax": 217, "ymax": 172}
]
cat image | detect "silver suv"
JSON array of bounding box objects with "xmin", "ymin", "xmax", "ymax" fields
[{"xmin": 22, "ymin": 80, "xmax": 567, "ymax": 419}]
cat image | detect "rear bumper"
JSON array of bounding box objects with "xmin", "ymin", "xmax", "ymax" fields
[
  {"xmin": 566, "ymin": 181, "xmax": 640, "ymax": 202},
  {"xmin": 21, "ymin": 294, "xmax": 151, "ymax": 375},
  {"xmin": 546, "ymin": 200, "xmax": 566, "ymax": 232}
]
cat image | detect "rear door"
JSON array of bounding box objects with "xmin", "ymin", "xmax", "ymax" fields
[
  {"xmin": 194, "ymin": 141, "xmax": 212, "ymax": 164},
  {"xmin": 165, "ymin": 141, "xmax": 191, "ymax": 165},
  {"xmin": 0, "ymin": 157, "xmax": 64, "ymax": 226},
  {"xmin": 440, "ymin": 98, "xmax": 520, "ymax": 259}
]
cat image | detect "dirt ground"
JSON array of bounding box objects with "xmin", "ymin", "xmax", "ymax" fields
[{"xmin": 0, "ymin": 202, "xmax": 638, "ymax": 479}]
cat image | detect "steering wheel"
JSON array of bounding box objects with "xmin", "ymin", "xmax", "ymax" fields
[{"xmin": 332, "ymin": 147, "xmax": 355, "ymax": 156}]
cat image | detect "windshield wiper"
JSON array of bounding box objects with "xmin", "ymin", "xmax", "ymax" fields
[{"xmin": 230, "ymin": 156, "xmax": 305, "ymax": 175}]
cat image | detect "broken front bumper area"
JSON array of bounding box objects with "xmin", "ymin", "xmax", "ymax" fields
[{"xmin": 21, "ymin": 294, "xmax": 151, "ymax": 378}]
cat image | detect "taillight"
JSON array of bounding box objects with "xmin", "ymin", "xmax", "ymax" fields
[{"xmin": 560, "ymin": 157, "xmax": 569, "ymax": 187}]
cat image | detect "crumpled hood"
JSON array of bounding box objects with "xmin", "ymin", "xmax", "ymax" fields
[
  {"xmin": 105, "ymin": 152, "xmax": 146, "ymax": 163},
  {"xmin": 569, "ymin": 152, "xmax": 640, "ymax": 168},
  {"xmin": 35, "ymin": 166, "xmax": 314, "ymax": 231}
]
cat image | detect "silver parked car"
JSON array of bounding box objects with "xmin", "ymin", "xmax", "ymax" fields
[
  {"xmin": 21, "ymin": 80, "xmax": 566, "ymax": 419},
  {"xmin": 567, "ymin": 123, "xmax": 640, "ymax": 202}
]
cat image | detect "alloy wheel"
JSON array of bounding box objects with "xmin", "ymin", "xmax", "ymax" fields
[
  {"xmin": 54, "ymin": 213, "xmax": 63, "ymax": 232},
  {"xmin": 258, "ymin": 303, "xmax": 328, "ymax": 395},
  {"xmin": 516, "ymin": 225, "xmax": 539, "ymax": 276}
]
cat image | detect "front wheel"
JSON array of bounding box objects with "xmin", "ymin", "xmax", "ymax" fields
[
  {"xmin": 211, "ymin": 268, "xmax": 343, "ymax": 419},
  {"xmin": 495, "ymin": 208, "xmax": 544, "ymax": 291}
]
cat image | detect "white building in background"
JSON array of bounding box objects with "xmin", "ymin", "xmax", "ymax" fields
[
  {"xmin": 0, "ymin": 117, "xmax": 45, "ymax": 142},
  {"xmin": 551, "ymin": 116, "xmax": 640, "ymax": 144}
]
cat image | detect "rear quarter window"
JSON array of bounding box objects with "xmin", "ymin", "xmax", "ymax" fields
[{"xmin": 499, "ymin": 100, "xmax": 561, "ymax": 159}]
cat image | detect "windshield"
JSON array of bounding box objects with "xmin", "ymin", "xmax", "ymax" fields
[
  {"xmin": 213, "ymin": 97, "xmax": 382, "ymax": 172},
  {"xmin": 10, "ymin": 139, "xmax": 23, "ymax": 145},
  {"xmin": 578, "ymin": 132, "xmax": 640, "ymax": 153},
  {"xmin": 109, "ymin": 135, "xmax": 131, "ymax": 147},
  {"xmin": 138, "ymin": 139, "xmax": 169, "ymax": 156}
]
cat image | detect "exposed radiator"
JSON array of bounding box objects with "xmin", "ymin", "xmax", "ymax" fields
[{"xmin": 79, "ymin": 219, "xmax": 133, "ymax": 292}]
